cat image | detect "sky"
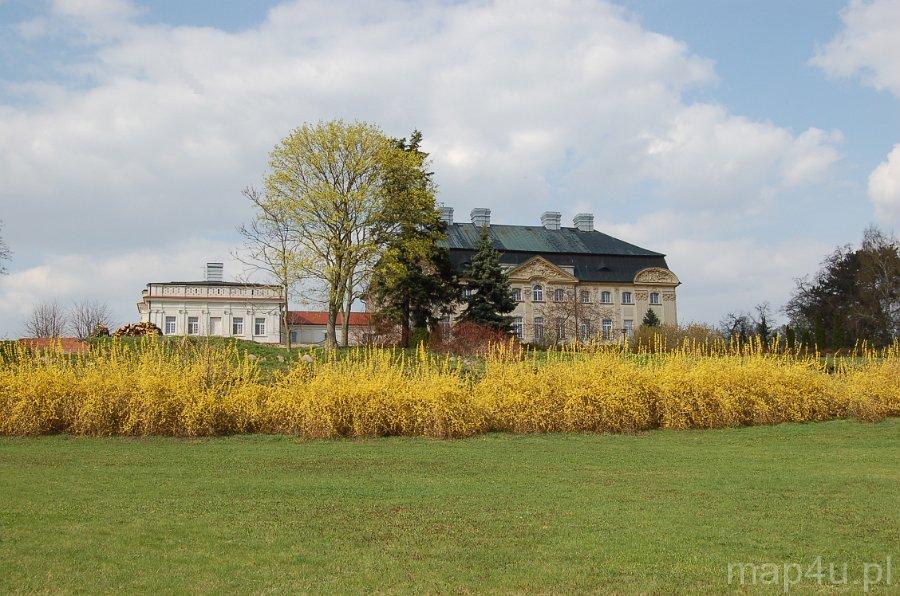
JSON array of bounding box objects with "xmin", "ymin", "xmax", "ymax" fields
[{"xmin": 0, "ymin": 0, "xmax": 898, "ymax": 336}]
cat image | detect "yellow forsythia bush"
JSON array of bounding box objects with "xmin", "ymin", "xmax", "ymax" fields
[{"xmin": 0, "ymin": 339, "xmax": 896, "ymax": 437}]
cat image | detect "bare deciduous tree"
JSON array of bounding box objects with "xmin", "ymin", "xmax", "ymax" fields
[
  {"xmin": 533, "ymin": 287, "xmax": 616, "ymax": 345},
  {"xmin": 25, "ymin": 301, "xmax": 67, "ymax": 338},
  {"xmin": 236, "ymin": 187, "xmax": 306, "ymax": 349},
  {"xmin": 69, "ymin": 299, "xmax": 115, "ymax": 340}
]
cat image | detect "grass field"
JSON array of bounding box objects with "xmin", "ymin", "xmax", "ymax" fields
[{"xmin": 1, "ymin": 420, "xmax": 897, "ymax": 593}]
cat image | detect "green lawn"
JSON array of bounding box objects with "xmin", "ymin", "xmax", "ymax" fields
[{"xmin": 1, "ymin": 420, "xmax": 897, "ymax": 593}]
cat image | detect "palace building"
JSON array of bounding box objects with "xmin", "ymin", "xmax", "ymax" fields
[{"xmin": 441, "ymin": 206, "xmax": 679, "ymax": 343}]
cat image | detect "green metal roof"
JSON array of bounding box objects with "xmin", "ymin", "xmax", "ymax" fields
[{"xmin": 443, "ymin": 223, "xmax": 664, "ymax": 257}]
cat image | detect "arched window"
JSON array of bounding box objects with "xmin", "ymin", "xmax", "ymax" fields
[
  {"xmin": 532, "ymin": 284, "xmax": 543, "ymax": 302},
  {"xmin": 600, "ymin": 291, "xmax": 611, "ymax": 303},
  {"xmin": 511, "ymin": 287, "xmax": 522, "ymax": 302},
  {"xmin": 579, "ymin": 320, "xmax": 591, "ymax": 341},
  {"xmin": 602, "ymin": 318, "xmax": 613, "ymax": 340},
  {"xmin": 555, "ymin": 318, "xmax": 566, "ymax": 340},
  {"xmin": 650, "ymin": 292, "xmax": 660, "ymax": 305},
  {"xmin": 553, "ymin": 288, "xmax": 565, "ymax": 302}
]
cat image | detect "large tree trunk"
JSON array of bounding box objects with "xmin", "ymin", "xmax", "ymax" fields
[
  {"xmin": 341, "ymin": 289, "xmax": 352, "ymax": 347},
  {"xmin": 283, "ymin": 286, "xmax": 291, "ymax": 351},
  {"xmin": 400, "ymin": 298, "xmax": 411, "ymax": 348}
]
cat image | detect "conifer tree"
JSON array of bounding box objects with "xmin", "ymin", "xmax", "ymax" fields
[
  {"xmin": 368, "ymin": 131, "xmax": 458, "ymax": 347},
  {"xmin": 459, "ymin": 227, "xmax": 516, "ymax": 330},
  {"xmin": 642, "ymin": 308, "xmax": 661, "ymax": 327}
]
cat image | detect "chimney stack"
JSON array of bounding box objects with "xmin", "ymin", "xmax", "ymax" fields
[
  {"xmin": 470, "ymin": 208, "xmax": 491, "ymax": 228},
  {"xmin": 573, "ymin": 213, "xmax": 594, "ymax": 232},
  {"xmin": 540, "ymin": 211, "xmax": 561, "ymax": 230},
  {"xmin": 438, "ymin": 204, "xmax": 454, "ymax": 225},
  {"xmin": 205, "ymin": 262, "xmax": 224, "ymax": 282}
]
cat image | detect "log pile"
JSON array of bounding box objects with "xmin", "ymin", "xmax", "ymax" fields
[{"xmin": 114, "ymin": 322, "xmax": 162, "ymax": 337}]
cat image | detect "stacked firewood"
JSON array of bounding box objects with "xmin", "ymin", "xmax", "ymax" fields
[{"xmin": 113, "ymin": 322, "xmax": 162, "ymax": 337}]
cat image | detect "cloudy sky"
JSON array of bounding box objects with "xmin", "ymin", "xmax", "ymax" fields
[{"xmin": 0, "ymin": 0, "xmax": 898, "ymax": 336}]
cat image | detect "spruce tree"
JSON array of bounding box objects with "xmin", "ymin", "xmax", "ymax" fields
[
  {"xmin": 369, "ymin": 131, "xmax": 458, "ymax": 347},
  {"xmin": 642, "ymin": 308, "xmax": 661, "ymax": 327},
  {"xmin": 459, "ymin": 226, "xmax": 516, "ymax": 330}
]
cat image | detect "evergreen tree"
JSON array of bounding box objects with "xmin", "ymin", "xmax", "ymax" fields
[
  {"xmin": 368, "ymin": 131, "xmax": 458, "ymax": 347},
  {"xmin": 642, "ymin": 308, "xmax": 661, "ymax": 327},
  {"xmin": 459, "ymin": 226, "xmax": 516, "ymax": 330}
]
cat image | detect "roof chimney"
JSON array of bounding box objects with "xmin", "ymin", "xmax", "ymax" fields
[
  {"xmin": 470, "ymin": 207, "xmax": 491, "ymax": 228},
  {"xmin": 205, "ymin": 262, "xmax": 224, "ymax": 282},
  {"xmin": 438, "ymin": 204, "xmax": 454, "ymax": 225},
  {"xmin": 573, "ymin": 213, "xmax": 594, "ymax": 232},
  {"xmin": 541, "ymin": 211, "xmax": 561, "ymax": 230}
]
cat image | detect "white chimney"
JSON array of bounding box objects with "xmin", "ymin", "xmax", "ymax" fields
[
  {"xmin": 573, "ymin": 213, "xmax": 594, "ymax": 232},
  {"xmin": 541, "ymin": 211, "xmax": 561, "ymax": 230},
  {"xmin": 205, "ymin": 262, "xmax": 224, "ymax": 282},
  {"xmin": 438, "ymin": 204, "xmax": 454, "ymax": 225},
  {"xmin": 470, "ymin": 208, "xmax": 491, "ymax": 228}
]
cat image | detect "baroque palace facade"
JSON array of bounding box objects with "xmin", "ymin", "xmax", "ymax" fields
[{"xmin": 442, "ymin": 207, "xmax": 679, "ymax": 344}]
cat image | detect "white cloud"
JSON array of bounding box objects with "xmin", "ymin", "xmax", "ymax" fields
[
  {"xmin": 812, "ymin": 0, "xmax": 900, "ymax": 98},
  {"xmin": 868, "ymin": 144, "xmax": 900, "ymax": 225},
  {"xmin": 0, "ymin": 238, "xmax": 246, "ymax": 338},
  {"xmin": 0, "ymin": 0, "xmax": 845, "ymax": 334}
]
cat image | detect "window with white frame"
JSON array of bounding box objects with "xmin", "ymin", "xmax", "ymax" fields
[
  {"xmin": 462, "ymin": 287, "xmax": 474, "ymax": 299},
  {"xmin": 579, "ymin": 320, "xmax": 591, "ymax": 341},
  {"xmin": 650, "ymin": 292, "xmax": 660, "ymax": 305},
  {"xmin": 553, "ymin": 288, "xmax": 565, "ymax": 302},
  {"xmin": 622, "ymin": 291, "xmax": 633, "ymax": 304},
  {"xmin": 232, "ymin": 317, "xmax": 243, "ymax": 335},
  {"xmin": 602, "ymin": 318, "xmax": 613, "ymax": 340},
  {"xmin": 533, "ymin": 316, "xmax": 544, "ymax": 341},
  {"xmin": 164, "ymin": 316, "xmax": 176, "ymax": 335},
  {"xmin": 624, "ymin": 319, "xmax": 633, "ymax": 336},
  {"xmin": 532, "ymin": 284, "xmax": 543, "ymax": 302},
  {"xmin": 601, "ymin": 291, "xmax": 611, "ymax": 303},
  {"xmin": 555, "ymin": 317, "xmax": 566, "ymax": 340},
  {"xmin": 512, "ymin": 316, "xmax": 523, "ymax": 339},
  {"xmin": 511, "ymin": 287, "xmax": 522, "ymax": 302},
  {"xmin": 254, "ymin": 317, "xmax": 266, "ymax": 336},
  {"xmin": 580, "ymin": 289, "xmax": 590, "ymax": 303},
  {"xmin": 187, "ymin": 316, "xmax": 199, "ymax": 335}
]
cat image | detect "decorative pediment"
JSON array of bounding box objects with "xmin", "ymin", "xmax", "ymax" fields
[
  {"xmin": 633, "ymin": 267, "xmax": 680, "ymax": 286},
  {"xmin": 508, "ymin": 256, "xmax": 577, "ymax": 282}
]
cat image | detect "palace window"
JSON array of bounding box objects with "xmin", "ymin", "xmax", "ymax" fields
[
  {"xmin": 555, "ymin": 318, "xmax": 566, "ymax": 340},
  {"xmin": 187, "ymin": 316, "xmax": 199, "ymax": 335},
  {"xmin": 164, "ymin": 316, "xmax": 176, "ymax": 335},
  {"xmin": 533, "ymin": 316, "xmax": 545, "ymax": 341},
  {"xmin": 580, "ymin": 289, "xmax": 591, "ymax": 303},
  {"xmin": 232, "ymin": 317, "xmax": 244, "ymax": 335},
  {"xmin": 553, "ymin": 288, "xmax": 565, "ymax": 302},
  {"xmin": 622, "ymin": 291, "xmax": 633, "ymax": 304},
  {"xmin": 624, "ymin": 319, "xmax": 633, "ymax": 336},
  {"xmin": 600, "ymin": 291, "xmax": 611, "ymax": 303},
  {"xmin": 512, "ymin": 317, "xmax": 523, "ymax": 339},
  {"xmin": 602, "ymin": 318, "xmax": 613, "ymax": 340},
  {"xmin": 579, "ymin": 320, "xmax": 591, "ymax": 341},
  {"xmin": 532, "ymin": 284, "xmax": 543, "ymax": 302},
  {"xmin": 254, "ymin": 317, "xmax": 266, "ymax": 336},
  {"xmin": 650, "ymin": 292, "xmax": 660, "ymax": 305},
  {"xmin": 511, "ymin": 287, "xmax": 522, "ymax": 302}
]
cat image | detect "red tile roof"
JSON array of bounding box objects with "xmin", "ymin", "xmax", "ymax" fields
[
  {"xmin": 18, "ymin": 338, "xmax": 90, "ymax": 354},
  {"xmin": 287, "ymin": 311, "xmax": 372, "ymax": 326}
]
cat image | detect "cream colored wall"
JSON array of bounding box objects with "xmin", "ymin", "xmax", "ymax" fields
[{"xmin": 450, "ymin": 272, "xmax": 679, "ymax": 344}]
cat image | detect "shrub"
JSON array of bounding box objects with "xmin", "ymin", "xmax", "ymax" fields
[{"xmin": 0, "ymin": 339, "xmax": 896, "ymax": 437}]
